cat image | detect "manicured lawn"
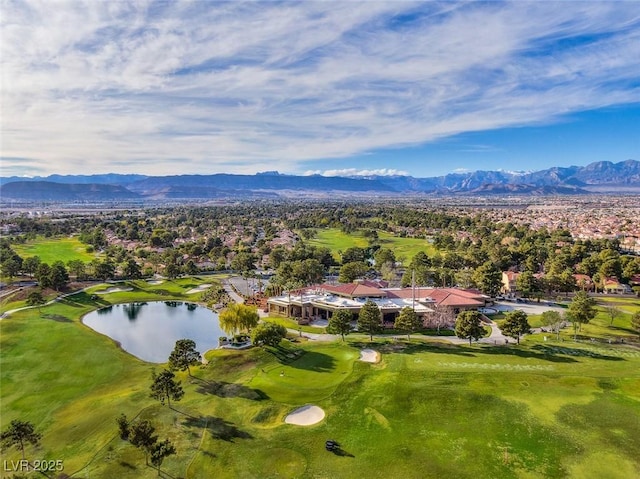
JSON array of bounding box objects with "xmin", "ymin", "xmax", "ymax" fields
[
  {"xmin": 308, "ymin": 228, "xmax": 436, "ymax": 262},
  {"xmin": 525, "ymin": 296, "xmax": 640, "ymax": 342},
  {"xmin": 13, "ymin": 236, "xmax": 100, "ymax": 264},
  {"xmin": 264, "ymin": 316, "xmax": 327, "ymax": 334},
  {"xmin": 2, "ymin": 282, "xmax": 640, "ymax": 478}
]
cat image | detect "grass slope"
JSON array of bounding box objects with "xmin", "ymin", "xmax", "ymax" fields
[{"xmin": 1, "ymin": 281, "xmax": 639, "ymax": 478}]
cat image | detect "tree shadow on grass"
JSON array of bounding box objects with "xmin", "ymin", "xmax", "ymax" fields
[
  {"xmin": 60, "ymin": 292, "xmax": 110, "ymax": 308},
  {"xmin": 42, "ymin": 313, "xmax": 73, "ymax": 323},
  {"xmin": 363, "ymin": 340, "xmax": 587, "ymax": 362},
  {"xmin": 198, "ymin": 449, "xmax": 217, "ymax": 459},
  {"xmin": 285, "ymin": 350, "xmax": 336, "ymax": 372},
  {"xmin": 530, "ymin": 344, "xmax": 625, "ymax": 361},
  {"xmin": 325, "ymin": 441, "xmax": 355, "ymax": 458},
  {"xmin": 330, "ymin": 447, "xmax": 355, "ymax": 458},
  {"xmin": 265, "ymin": 345, "xmax": 305, "ymax": 364},
  {"xmin": 476, "ymin": 345, "xmax": 581, "ymax": 363},
  {"xmin": 182, "ymin": 416, "xmax": 253, "ymax": 442},
  {"xmin": 606, "ymin": 325, "xmax": 638, "ymax": 335},
  {"xmin": 359, "ymin": 341, "xmax": 477, "ymax": 357},
  {"xmin": 195, "ymin": 379, "xmax": 269, "ymax": 400},
  {"xmin": 150, "ymin": 289, "xmax": 184, "ymax": 297}
]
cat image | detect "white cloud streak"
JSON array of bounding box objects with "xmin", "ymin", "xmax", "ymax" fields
[
  {"xmin": 1, "ymin": 1, "xmax": 639, "ymax": 176},
  {"xmin": 303, "ymin": 168, "xmax": 409, "ymax": 177}
]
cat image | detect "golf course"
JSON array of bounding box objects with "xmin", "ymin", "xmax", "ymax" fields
[
  {"xmin": 307, "ymin": 228, "xmax": 437, "ymax": 262},
  {"xmin": 12, "ymin": 236, "xmax": 100, "ymax": 265},
  {"xmin": 1, "ymin": 279, "xmax": 639, "ymax": 478}
]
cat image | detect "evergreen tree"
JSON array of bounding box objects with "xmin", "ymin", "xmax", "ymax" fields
[
  {"xmin": 23, "ymin": 256, "xmax": 41, "ymax": 278},
  {"xmin": 358, "ymin": 301, "xmax": 381, "ymax": 341},
  {"xmin": 500, "ymin": 310, "xmax": 531, "ymax": 344},
  {"xmin": 150, "ymin": 369, "xmax": 184, "ymax": 408},
  {"xmin": 455, "ymin": 310, "xmax": 485, "ymax": 346},
  {"xmin": 394, "ymin": 306, "xmax": 423, "ymax": 339},
  {"xmin": 129, "ymin": 420, "xmax": 157, "ymax": 465},
  {"xmin": 168, "ymin": 339, "xmax": 202, "ymax": 377},
  {"xmin": 338, "ymin": 261, "xmax": 368, "ymax": 283},
  {"xmin": 50, "ymin": 261, "xmax": 69, "ymax": 291},
  {"xmin": 35, "ymin": 263, "xmax": 52, "ymax": 289},
  {"xmin": 1, "ymin": 420, "xmax": 41, "ymax": 460},
  {"xmin": 472, "ymin": 261, "xmax": 503, "ymax": 297},
  {"xmin": 326, "ymin": 309, "xmax": 353, "ymax": 341},
  {"xmin": 116, "ymin": 413, "xmax": 130, "ymax": 440},
  {"xmin": 566, "ymin": 291, "xmax": 597, "ymax": 339},
  {"xmin": 150, "ymin": 438, "xmax": 176, "ymax": 474},
  {"xmin": 26, "ymin": 289, "xmax": 46, "ymax": 311},
  {"xmin": 123, "ymin": 258, "xmax": 142, "ymax": 279}
]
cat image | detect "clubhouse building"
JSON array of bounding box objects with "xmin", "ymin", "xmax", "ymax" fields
[{"xmin": 267, "ymin": 280, "xmax": 488, "ymax": 326}]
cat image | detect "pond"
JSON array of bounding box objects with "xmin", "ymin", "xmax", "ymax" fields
[{"xmin": 82, "ymin": 301, "xmax": 223, "ymax": 363}]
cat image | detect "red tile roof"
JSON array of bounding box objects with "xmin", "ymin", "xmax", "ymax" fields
[
  {"xmin": 386, "ymin": 287, "xmax": 485, "ymax": 307},
  {"xmin": 301, "ymin": 283, "xmax": 485, "ymax": 307}
]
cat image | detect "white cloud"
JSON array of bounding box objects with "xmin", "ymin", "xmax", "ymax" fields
[
  {"xmin": 1, "ymin": 1, "xmax": 639, "ymax": 176},
  {"xmin": 303, "ymin": 168, "xmax": 409, "ymax": 177}
]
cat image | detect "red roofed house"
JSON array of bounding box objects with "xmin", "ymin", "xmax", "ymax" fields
[{"xmin": 603, "ymin": 277, "xmax": 633, "ymax": 294}]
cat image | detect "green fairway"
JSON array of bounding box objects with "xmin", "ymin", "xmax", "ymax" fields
[
  {"xmin": 12, "ymin": 236, "xmax": 100, "ymax": 264},
  {"xmin": 1, "ymin": 282, "xmax": 640, "ymax": 478},
  {"xmin": 307, "ymin": 228, "xmax": 436, "ymax": 262},
  {"xmin": 525, "ymin": 296, "xmax": 640, "ymax": 342}
]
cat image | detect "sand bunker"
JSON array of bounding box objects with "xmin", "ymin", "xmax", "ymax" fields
[
  {"xmin": 284, "ymin": 405, "xmax": 325, "ymax": 426},
  {"xmin": 360, "ymin": 349, "xmax": 380, "ymax": 363},
  {"xmin": 94, "ymin": 287, "xmax": 133, "ymax": 294},
  {"xmin": 186, "ymin": 284, "xmax": 212, "ymax": 294},
  {"xmin": 147, "ymin": 280, "xmax": 164, "ymax": 285}
]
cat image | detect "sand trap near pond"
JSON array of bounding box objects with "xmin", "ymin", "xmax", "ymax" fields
[
  {"xmin": 186, "ymin": 284, "xmax": 212, "ymax": 294},
  {"xmin": 94, "ymin": 287, "xmax": 133, "ymax": 294},
  {"xmin": 360, "ymin": 349, "xmax": 380, "ymax": 363},
  {"xmin": 284, "ymin": 405, "xmax": 325, "ymax": 426}
]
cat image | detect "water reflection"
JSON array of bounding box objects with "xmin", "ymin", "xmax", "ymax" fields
[
  {"xmin": 123, "ymin": 302, "xmax": 147, "ymax": 321},
  {"xmin": 83, "ymin": 301, "xmax": 223, "ymax": 363}
]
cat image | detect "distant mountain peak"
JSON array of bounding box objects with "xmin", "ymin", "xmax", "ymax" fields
[{"xmin": 0, "ymin": 159, "xmax": 637, "ymax": 202}]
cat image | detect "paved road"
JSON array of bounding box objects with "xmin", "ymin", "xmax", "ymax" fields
[
  {"xmin": 222, "ymin": 279, "xmax": 245, "ymax": 305},
  {"xmin": 1, "ymin": 286, "xmax": 93, "ymax": 319}
]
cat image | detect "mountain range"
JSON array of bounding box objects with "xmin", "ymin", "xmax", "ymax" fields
[{"xmin": 1, "ymin": 160, "xmax": 638, "ymax": 202}]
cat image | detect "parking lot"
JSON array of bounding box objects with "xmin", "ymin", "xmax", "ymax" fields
[{"xmin": 494, "ymin": 300, "xmax": 565, "ymax": 315}]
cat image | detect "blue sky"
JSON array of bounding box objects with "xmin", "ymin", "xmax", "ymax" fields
[{"xmin": 1, "ymin": 1, "xmax": 639, "ymax": 178}]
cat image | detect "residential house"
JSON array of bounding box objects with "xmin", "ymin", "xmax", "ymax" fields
[
  {"xmin": 501, "ymin": 271, "xmax": 520, "ymax": 295},
  {"xmin": 603, "ymin": 277, "xmax": 633, "ymax": 294}
]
